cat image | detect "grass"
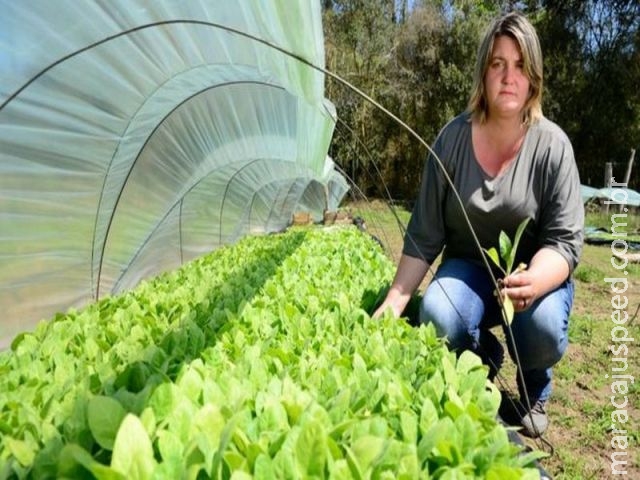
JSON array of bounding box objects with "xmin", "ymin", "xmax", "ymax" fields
[
  {"xmin": 343, "ymin": 200, "xmax": 640, "ymax": 479},
  {"xmin": 584, "ymin": 207, "xmax": 640, "ymax": 232}
]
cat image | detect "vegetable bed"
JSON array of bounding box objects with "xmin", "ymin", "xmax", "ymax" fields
[{"xmin": 0, "ymin": 226, "xmax": 541, "ymax": 479}]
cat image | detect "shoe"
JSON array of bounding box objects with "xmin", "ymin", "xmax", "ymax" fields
[
  {"xmin": 520, "ymin": 399, "xmax": 548, "ymax": 438},
  {"xmin": 478, "ymin": 330, "xmax": 504, "ymax": 381}
]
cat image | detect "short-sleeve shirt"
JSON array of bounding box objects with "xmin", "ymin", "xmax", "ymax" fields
[{"xmin": 403, "ymin": 112, "xmax": 584, "ymax": 272}]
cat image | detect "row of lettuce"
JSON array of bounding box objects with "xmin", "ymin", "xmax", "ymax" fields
[{"xmin": 0, "ymin": 226, "xmax": 542, "ymax": 479}]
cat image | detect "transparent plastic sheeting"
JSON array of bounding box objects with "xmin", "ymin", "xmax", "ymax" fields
[{"xmin": 0, "ymin": 0, "xmax": 349, "ymax": 348}]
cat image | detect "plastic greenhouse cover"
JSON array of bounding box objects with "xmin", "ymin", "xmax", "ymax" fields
[{"xmin": 0, "ymin": 0, "xmax": 349, "ymax": 349}]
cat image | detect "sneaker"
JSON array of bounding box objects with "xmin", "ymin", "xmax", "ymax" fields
[{"xmin": 520, "ymin": 399, "xmax": 548, "ymax": 438}]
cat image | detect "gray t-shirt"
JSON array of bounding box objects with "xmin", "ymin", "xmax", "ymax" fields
[{"xmin": 403, "ymin": 112, "xmax": 584, "ymax": 272}]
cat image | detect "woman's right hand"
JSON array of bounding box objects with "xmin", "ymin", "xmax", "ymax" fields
[
  {"xmin": 372, "ymin": 254, "xmax": 430, "ymax": 320},
  {"xmin": 372, "ymin": 286, "xmax": 414, "ymax": 319},
  {"xmin": 372, "ymin": 298, "xmax": 403, "ymax": 319}
]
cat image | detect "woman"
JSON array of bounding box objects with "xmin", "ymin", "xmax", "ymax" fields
[{"xmin": 374, "ymin": 11, "xmax": 584, "ymax": 438}]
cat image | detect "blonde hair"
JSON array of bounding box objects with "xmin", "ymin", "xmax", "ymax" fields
[{"xmin": 468, "ymin": 12, "xmax": 543, "ymax": 125}]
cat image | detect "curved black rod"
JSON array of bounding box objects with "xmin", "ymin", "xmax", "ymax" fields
[
  {"xmin": 114, "ymin": 153, "xmax": 304, "ymax": 289},
  {"xmin": 329, "ymin": 115, "xmax": 406, "ymax": 259},
  {"xmin": 110, "ymin": 157, "xmax": 278, "ymax": 293},
  {"xmin": 109, "ymin": 168, "xmax": 210, "ymax": 294},
  {"xmin": 218, "ymin": 158, "xmax": 315, "ymax": 244},
  {"xmin": 0, "ymin": 20, "xmax": 300, "ymax": 112},
  {"xmin": 90, "ymin": 63, "xmax": 224, "ymax": 298},
  {"xmin": 95, "ymin": 80, "xmax": 283, "ymax": 298}
]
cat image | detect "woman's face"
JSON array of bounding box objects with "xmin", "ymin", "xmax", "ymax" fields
[{"xmin": 484, "ymin": 35, "xmax": 530, "ymax": 121}]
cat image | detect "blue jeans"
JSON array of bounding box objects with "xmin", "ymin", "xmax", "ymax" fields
[{"xmin": 420, "ymin": 258, "xmax": 573, "ymax": 402}]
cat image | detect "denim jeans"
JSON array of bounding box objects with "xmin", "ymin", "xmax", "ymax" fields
[{"xmin": 419, "ymin": 258, "xmax": 573, "ymax": 403}]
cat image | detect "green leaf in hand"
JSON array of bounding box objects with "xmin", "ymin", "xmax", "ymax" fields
[
  {"xmin": 502, "ymin": 296, "xmax": 515, "ymax": 326},
  {"xmin": 499, "ymin": 231, "xmax": 513, "ymax": 269},
  {"xmin": 484, "ymin": 247, "xmax": 505, "ymax": 275},
  {"xmin": 507, "ymin": 218, "xmax": 530, "ymax": 273}
]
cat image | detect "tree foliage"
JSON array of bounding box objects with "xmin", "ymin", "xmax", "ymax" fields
[{"xmin": 322, "ymin": 0, "xmax": 640, "ymax": 200}]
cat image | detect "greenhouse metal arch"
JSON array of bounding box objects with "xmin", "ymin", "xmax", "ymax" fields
[{"xmin": 0, "ymin": 0, "xmax": 345, "ymax": 348}]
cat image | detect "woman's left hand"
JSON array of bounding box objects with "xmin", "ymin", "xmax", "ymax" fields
[
  {"xmin": 501, "ymin": 269, "xmax": 538, "ymax": 312},
  {"xmin": 501, "ymin": 247, "xmax": 571, "ymax": 312}
]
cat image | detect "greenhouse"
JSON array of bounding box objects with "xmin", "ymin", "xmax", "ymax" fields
[
  {"xmin": 1, "ymin": 1, "xmax": 546, "ymax": 478},
  {"xmin": 0, "ymin": 0, "xmax": 348, "ymax": 350}
]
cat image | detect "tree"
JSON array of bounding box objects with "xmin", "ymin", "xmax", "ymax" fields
[
  {"xmin": 322, "ymin": 0, "xmax": 640, "ymax": 197},
  {"xmin": 576, "ymin": 0, "xmax": 640, "ymax": 187},
  {"xmin": 323, "ymin": 0, "xmax": 400, "ymax": 196},
  {"xmin": 531, "ymin": 0, "xmax": 640, "ymax": 187}
]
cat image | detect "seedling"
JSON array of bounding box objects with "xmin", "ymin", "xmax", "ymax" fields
[{"xmin": 483, "ymin": 217, "xmax": 530, "ymax": 325}]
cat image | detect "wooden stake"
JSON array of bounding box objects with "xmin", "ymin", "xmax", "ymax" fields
[
  {"xmin": 605, "ymin": 162, "xmax": 612, "ymax": 214},
  {"xmin": 623, "ymin": 148, "xmax": 635, "ymax": 186}
]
